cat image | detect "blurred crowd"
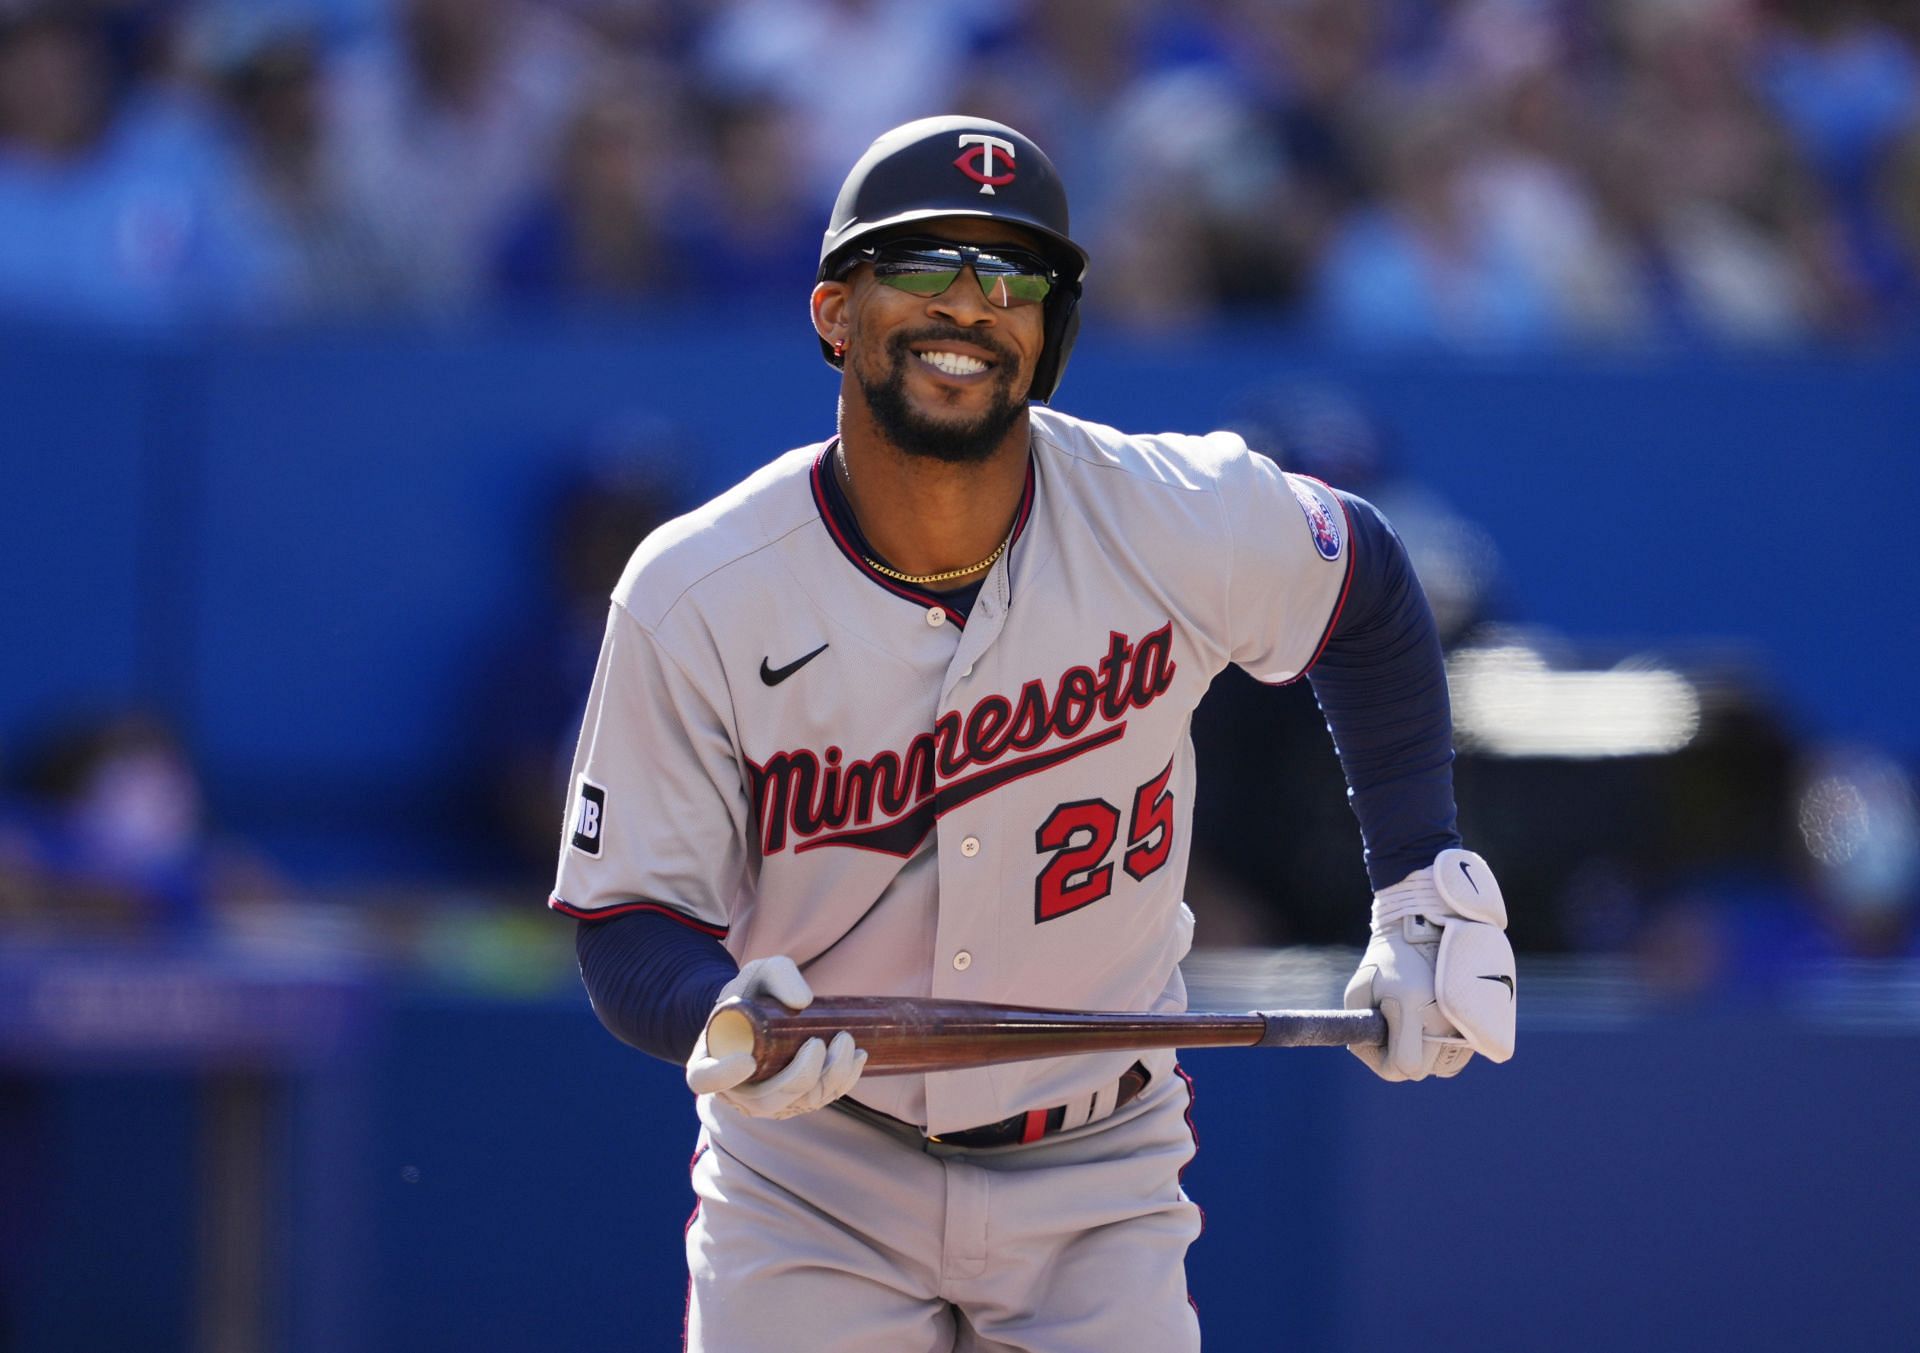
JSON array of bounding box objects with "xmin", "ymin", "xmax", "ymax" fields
[{"xmin": 1, "ymin": 0, "xmax": 1918, "ymax": 343}]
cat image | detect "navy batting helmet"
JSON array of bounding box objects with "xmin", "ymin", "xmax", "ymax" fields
[{"xmin": 816, "ymin": 116, "xmax": 1088, "ymax": 403}]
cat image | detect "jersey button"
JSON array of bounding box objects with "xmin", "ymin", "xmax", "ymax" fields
[
  {"xmin": 952, "ymin": 951, "xmax": 972, "ymax": 971},
  {"xmin": 960, "ymin": 836, "xmax": 980, "ymax": 857},
  {"xmin": 926, "ymin": 606, "xmax": 946, "ymax": 627}
]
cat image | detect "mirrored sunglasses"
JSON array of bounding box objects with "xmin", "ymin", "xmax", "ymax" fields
[{"xmin": 849, "ymin": 238, "xmax": 1056, "ymax": 308}]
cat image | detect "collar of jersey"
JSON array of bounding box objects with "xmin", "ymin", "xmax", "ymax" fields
[{"xmin": 809, "ymin": 438, "xmax": 1037, "ymax": 629}]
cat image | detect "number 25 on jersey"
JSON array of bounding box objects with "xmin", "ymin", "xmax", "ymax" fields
[{"xmin": 1034, "ymin": 758, "xmax": 1174, "ymax": 921}]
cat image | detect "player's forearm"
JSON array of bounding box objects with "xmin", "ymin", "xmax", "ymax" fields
[
  {"xmin": 575, "ymin": 911, "xmax": 740, "ymax": 1063},
  {"xmin": 1307, "ymin": 491, "xmax": 1461, "ymax": 890}
]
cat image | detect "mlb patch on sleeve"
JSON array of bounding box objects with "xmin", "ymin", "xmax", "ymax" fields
[
  {"xmin": 571, "ymin": 777, "xmax": 607, "ymax": 856},
  {"xmin": 1286, "ymin": 475, "xmax": 1345, "ymax": 561}
]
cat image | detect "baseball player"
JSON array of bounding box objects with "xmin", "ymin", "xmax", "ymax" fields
[{"xmin": 552, "ymin": 116, "xmax": 1516, "ymax": 1351}]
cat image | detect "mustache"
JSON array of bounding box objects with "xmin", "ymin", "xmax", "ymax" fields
[{"xmin": 886, "ymin": 325, "xmax": 1017, "ymax": 368}]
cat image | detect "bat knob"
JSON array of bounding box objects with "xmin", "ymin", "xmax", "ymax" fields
[{"xmin": 705, "ymin": 998, "xmax": 762, "ymax": 1061}]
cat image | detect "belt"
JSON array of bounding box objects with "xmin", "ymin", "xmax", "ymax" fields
[{"xmin": 837, "ymin": 1062, "xmax": 1152, "ymax": 1151}]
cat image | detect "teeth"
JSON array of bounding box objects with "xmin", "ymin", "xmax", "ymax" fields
[{"xmin": 919, "ymin": 350, "xmax": 989, "ymax": 376}]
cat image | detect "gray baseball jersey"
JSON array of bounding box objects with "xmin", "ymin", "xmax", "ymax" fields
[{"xmin": 551, "ymin": 404, "xmax": 1350, "ymax": 1136}]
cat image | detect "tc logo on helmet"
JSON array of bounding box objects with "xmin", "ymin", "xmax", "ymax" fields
[{"xmin": 954, "ymin": 133, "xmax": 1016, "ymax": 195}]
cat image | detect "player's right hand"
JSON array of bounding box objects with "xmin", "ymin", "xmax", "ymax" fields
[
  {"xmin": 1343, "ymin": 848, "xmax": 1517, "ymax": 1082},
  {"xmin": 685, "ymin": 956, "xmax": 868, "ymax": 1119}
]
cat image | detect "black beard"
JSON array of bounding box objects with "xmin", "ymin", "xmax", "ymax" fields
[{"xmin": 857, "ymin": 329, "xmax": 1028, "ymax": 465}]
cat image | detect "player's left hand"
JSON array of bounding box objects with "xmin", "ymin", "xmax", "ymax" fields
[
  {"xmin": 685, "ymin": 956, "xmax": 868, "ymax": 1119},
  {"xmin": 1343, "ymin": 848, "xmax": 1517, "ymax": 1082}
]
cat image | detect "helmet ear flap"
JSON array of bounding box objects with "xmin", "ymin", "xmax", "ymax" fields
[{"xmin": 1028, "ymin": 288, "xmax": 1080, "ymax": 404}]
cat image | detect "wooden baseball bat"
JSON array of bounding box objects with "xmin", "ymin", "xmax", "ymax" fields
[{"xmin": 704, "ymin": 995, "xmax": 1386, "ymax": 1084}]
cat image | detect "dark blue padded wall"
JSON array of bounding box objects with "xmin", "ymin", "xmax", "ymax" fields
[{"xmin": 2, "ymin": 331, "xmax": 168, "ymax": 725}]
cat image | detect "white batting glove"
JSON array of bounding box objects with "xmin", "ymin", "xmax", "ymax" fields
[
  {"xmin": 1343, "ymin": 848, "xmax": 1517, "ymax": 1082},
  {"xmin": 685, "ymin": 956, "xmax": 867, "ymax": 1119}
]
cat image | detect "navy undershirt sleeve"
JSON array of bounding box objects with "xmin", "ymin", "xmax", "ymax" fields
[
  {"xmin": 1304, "ymin": 490, "xmax": 1462, "ymax": 891},
  {"xmin": 574, "ymin": 910, "xmax": 739, "ymax": 1064}
]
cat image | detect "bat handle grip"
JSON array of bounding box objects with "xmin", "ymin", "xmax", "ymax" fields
[{"xmin": 1254, "ymin": 1008, "xmax": 1388, "ymax": 1048}]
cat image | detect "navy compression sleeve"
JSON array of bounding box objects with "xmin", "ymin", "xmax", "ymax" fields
[
  {"xmin": 574, "ymin": 910, "xmax": 739, "ymax": 1063},
  {"xmin": 1305, "ymin": 491, "xmax": 1462, "ymax": 890}
]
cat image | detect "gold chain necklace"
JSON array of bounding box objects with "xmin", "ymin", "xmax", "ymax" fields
[
  {"xmin": 865, "ymin": 534, "xmax": 1009, "ymax": 585},
  {"xmin": 837, "ymin": 445, "xmax": 1014, "ymax": 586}
]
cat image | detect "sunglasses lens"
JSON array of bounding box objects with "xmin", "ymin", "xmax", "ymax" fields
[
  {"xmin": 869, "ymin": 243, "xmax": 1054, "ymax": 308},
  {"xmin": 878, "ymin": 266, "xmax": 965, "ymax": 296},
  {"xmin": 992, "ymin": 271, "xmax": 1052, "ymax": 305}
]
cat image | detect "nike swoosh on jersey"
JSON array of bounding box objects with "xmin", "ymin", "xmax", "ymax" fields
[
  {"xmin": 1479, "ymin": 974, "xmax": 1515, "ymax": 998},
  {"xmin": 760, "ymin": 643, "xmax": 829, "ymax": 686}
]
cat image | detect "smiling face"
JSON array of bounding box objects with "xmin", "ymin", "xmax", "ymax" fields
[{"xmin": 814, "ymin": 216, "xmax": 1051, "ymax": 465}]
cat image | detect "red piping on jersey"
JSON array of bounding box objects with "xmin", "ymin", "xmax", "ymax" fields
[
  {"xmin": 547, "ymin": 894, "xmax": 729, "ymax": 938},
  {"xmin": 1148, "ymin": 1065, "xmax": 1202, "ymax": 1322},
  {"xmin": 1174, "ymin": 1063, "xmax": 1201, "ymax": 1184},
  {"xmin": 1175, "ymin": 1062, "xmax": 1206, "ymax": 1266},
  {"xmin": 809, "ymin": 441, "xmax": 1037, "ymax": 626},
  {"xmin": 1019, "ymin": 1108, "xmax": 1049, "ymax": 1144},
  {"xmin": 683, "ymin": 1144, "xmax": 708, "ymax": 1353},
  {"xmin": 1280, "ymin": 477, "xmax": 1356, "ymax": 686}
]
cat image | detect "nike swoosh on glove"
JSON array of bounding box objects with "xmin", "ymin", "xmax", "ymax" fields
[
  {"xmin": 1343, "ymin": 848, "xmax": 1517, "ymax": 1082},
  {"xmin": 685, "ymin": 956, "xmax": 868, "ymax": 1119}
]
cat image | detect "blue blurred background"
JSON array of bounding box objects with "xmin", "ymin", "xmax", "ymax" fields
[{"xmin": 2, "ymin": 0, "xmax": 1918, "ymax": 1350}]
